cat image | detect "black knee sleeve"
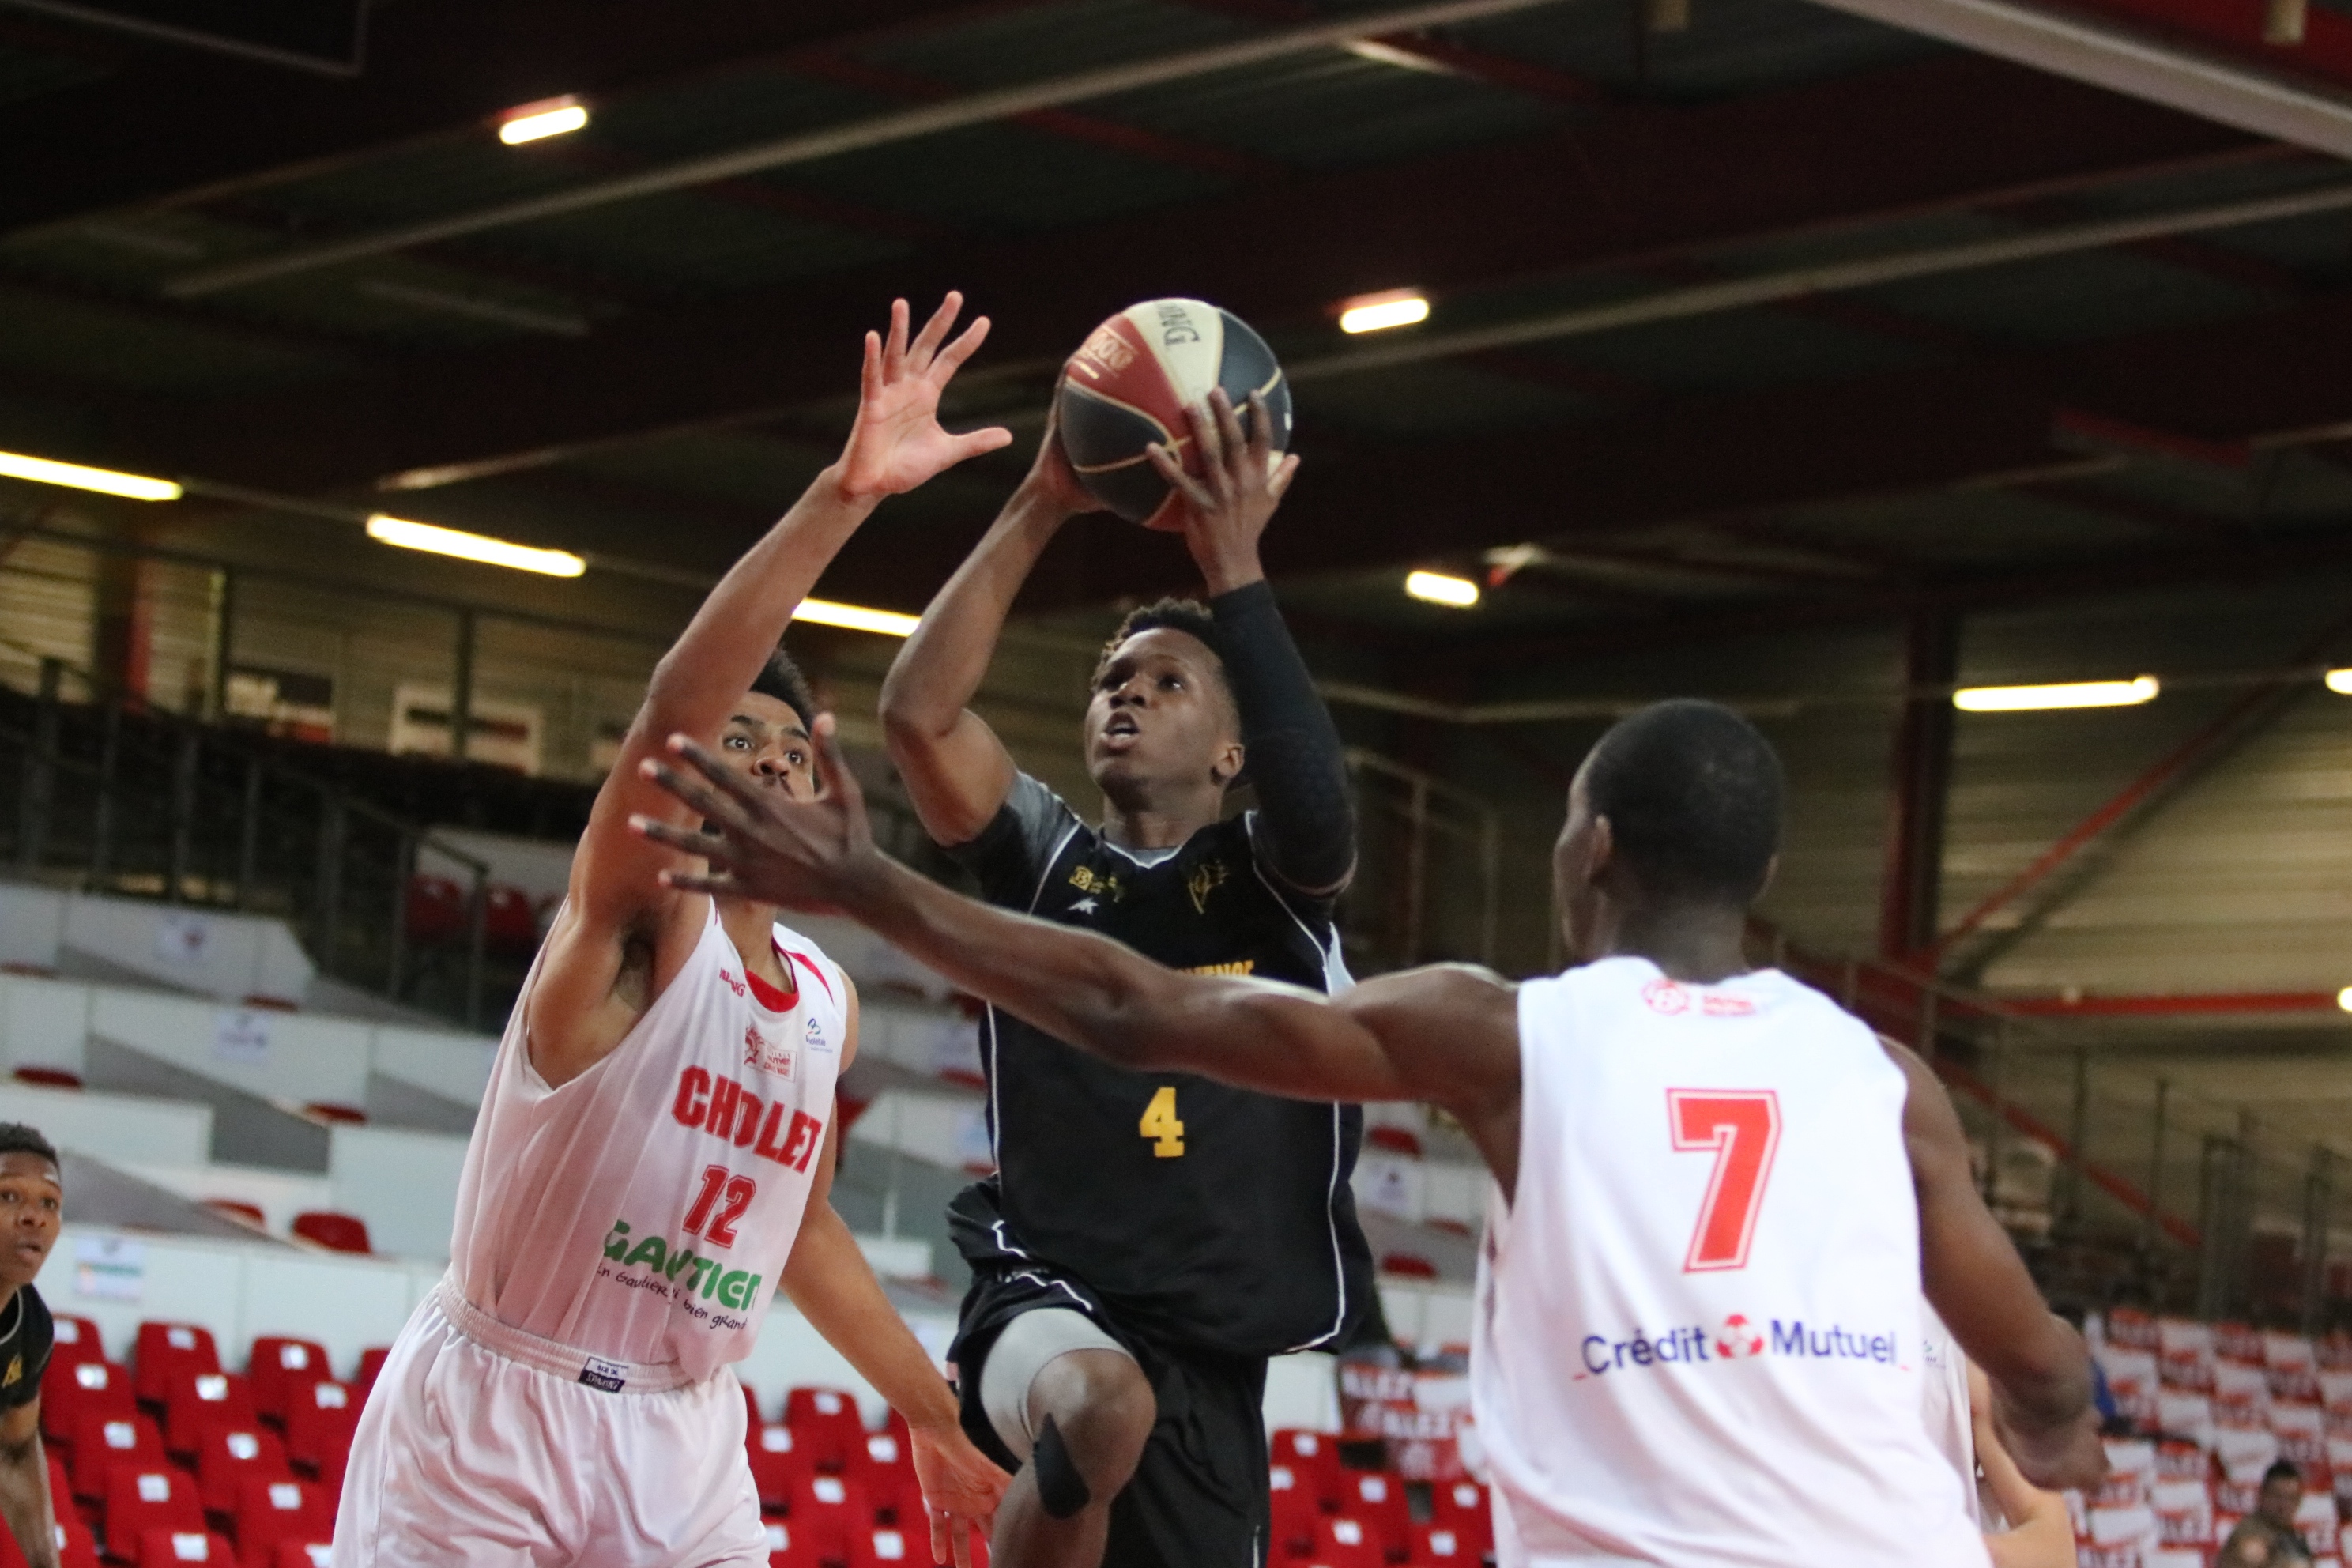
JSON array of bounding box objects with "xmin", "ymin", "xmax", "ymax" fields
[{"xmin": 1032, "ymin": 1414, "xmax": 1092, "ymax": 1519}]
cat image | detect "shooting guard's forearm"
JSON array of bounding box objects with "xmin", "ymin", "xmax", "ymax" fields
[{"xmin": 880, "ymin": 484, "xmax": 1073, "ymax": 743}]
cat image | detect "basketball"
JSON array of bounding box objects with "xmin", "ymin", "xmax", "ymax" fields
[{"xmin": 1054, "ymin": 297, "xmax": 1292, "ymax": 530}]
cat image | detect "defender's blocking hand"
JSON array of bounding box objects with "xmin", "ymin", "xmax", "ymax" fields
[{"xmin": 836, "ymin": 292, "xmax": 1014, "ymax": 500}]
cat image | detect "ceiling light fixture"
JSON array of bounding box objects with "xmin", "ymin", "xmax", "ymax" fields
[
  {"xmin": 1339, "ymin": 290, "xmax": 1431, "ymax": 334},
  {"xmin": 366, "ymin": 514, "xmax": 586, "ymax": 577},
  {"xmin": 1405, "ymin": 569, "xmax": 1480, "ymax": 609},
  {"xmin": 0, "ymin": 450, "xmax": 182, "ymax": 502},
  {"xmin": 2327, "ymin": 669, "xmax": 2352, "ymax": 695},
  {"xmin": 499, "ymin": 98, "xmax": 589, "ymax": 146},
  {"xmin": 1952, "ymin": 676, "xmax": 2159, "ymax": 712},
  {"xmin": 793, "ymin": 598, "xmax": 920, "ymax": 638},
  {"xmin": 2339, "ymin": 986, "xmax": 2352, "ymax": 1012}
]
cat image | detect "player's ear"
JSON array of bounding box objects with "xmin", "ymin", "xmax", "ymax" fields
[
  {"xmin": 1754, "ymin": 853, "xmax": 1779, "ymax": 902},
  {"xmin": 1212, "ymin": 737, "xmax": 1245, "ymax": 790}
]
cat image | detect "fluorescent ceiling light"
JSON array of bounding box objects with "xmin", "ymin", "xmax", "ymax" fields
[
  {"xmin": 0, "ymin": 450, "xmax": 181, "ymax": 501},
  {"xmin": 499, "ymin": 100, "xmax": 588, "ymax": 146},
  {"xmin": 2327, "ymin": 668, "xmax": 2352, "ymax": 695},
  {"xmin": 1405, "ymin": 569, "xmax": 1480, "ymax": 609},
  {"xmin": 1340, "ymin": 291, "xmax": 1430, "ymax": 334},
  {"xmin": 2340, "ymin": 986, "xmax": 2352, "ymax": 1013},
  {"xmin": 1953, "ymin": 676, "xmax": 2158, "ymax": 712},
  {"xmin": 794, "ymin": 598, "xmax": 920, "ymax": 638},
  {"xmin": 366, "ymin": 514, "xmax": 586, "ymax": 577}
]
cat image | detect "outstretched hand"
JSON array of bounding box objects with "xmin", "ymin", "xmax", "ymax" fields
[
  {"xmin": 1148, "ymin": 386, "xmax": 1298, "ymax": 594},
  {"xmin": 629, "ymin": 713, "xmax": 885, "ymax": 913},
  {"xmin": 908, "ymin": 1419, "xmax": 1009, "ymax": 1568},
  {"xmin": 838, "ymin": 292, "xmax": 1014, "ymax": 500}
]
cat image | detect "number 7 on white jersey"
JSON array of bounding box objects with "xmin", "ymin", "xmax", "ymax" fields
[{"xmin": 1667, "ymin": 1090, "xmax": 1781, "ymax": 1272}]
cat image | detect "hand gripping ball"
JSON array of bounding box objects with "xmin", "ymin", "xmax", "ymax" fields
[{"xmin": 1054, "ymin": 297, "xmax": 1291, "ymax": 530}]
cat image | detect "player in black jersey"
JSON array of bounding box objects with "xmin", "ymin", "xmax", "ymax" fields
[
  {"xmin": 873, "ymin": 389, "xmax": 1372, "ymax": 1567},
  {"xmin": 0, "ymin": 1125, "xmax": 63, "ymax": 1568}
]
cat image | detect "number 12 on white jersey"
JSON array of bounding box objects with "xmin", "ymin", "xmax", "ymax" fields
[{"xmin": 1666, "ymin": 1089, "xmax": 1781, "ymax": 1272}]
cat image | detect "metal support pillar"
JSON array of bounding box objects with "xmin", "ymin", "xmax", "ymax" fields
[
  {"xmin": 2304, "ymin": 1147, "xmax": 2335, "ymax": 1337},
  {"xmin": 463, "ymin": 865, "xmax": 488, "ymax": 1030},
  {"xmin": 450, "ymin": 609, "xmax": 477, "ymax": 763},
  {"xmin": 2062, "ymin": 1049, "xmax": 2090, "ymax": 1227},
  {"xmin": 206, "ymin": 568, "xmax": 235, "ymax": 722},
  {"xmin": 312, "ymin": 792, "xmax": 346, "ymax": 969},
  {"xmin": 2197, "ymin": 1133, "xmax": 2242, "ymax": 1321},
  {"xmin": 89, "ymin": 700, "xmax": 122, "ymax": 888},
  {"xmin": 15, "ymin": 658, "xmax": 62, "ymax": 873},
  {"xmin": 1877, "ymin": 609, "xmax": 1958, "ymax": 960},
  {"xmin": 2143, "ymin": 1078, "xmax": 2169, "ymax": 1253},
  {"xmin": 236, "ymin": 759, "xmax": 262, "ymax": 910},
  {"xmin": 166, "ymin": 727, "xmax": 199, "ymax": 903}
]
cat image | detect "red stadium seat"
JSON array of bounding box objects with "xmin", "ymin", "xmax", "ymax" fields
[
  {"xmin": 283, "ymin": 1381, "xmax": 359, "ymax": 1477},
  {"xmin": 1409, "ymin": 1522, "xmax": 1473, "ymax": 1562},
  {"xmin": 300, "ymin": 1103, "xmax": 366, "ymax": 1125},
  {"xmin": 12, "ymin": 1066, "xmax": 83, "ymax": 1090},
  {"xmin": 164, "ymin": 1371, "xmax": 257, "ymax": 1457},
  {"xmin": 482, "ymin": 884, "xmax": 538, "ymax": 958},
  {"xmin": 271, "ymin": 1545, "xmax": 332, "ymax": 1568},
  {"xmin": 104, "ymin": 1467, "xmax": 204, "ymax": 1551},
  {"xmin": 1268, "ymin": 1430, "xmax": 1342, "ymax": 1504},
  {"xmin": 1427, "ymin": 1478, "xmax": 1491, "ymax": 1553},
  {"xmin": 1365, "ymin": 1125, "xmax": 1423, "ymax": 1156},
  {"xmin": 194, "ymin": 1427, "xmax": 291, "ymax": 1516},
  {"xmin": 55, "ymin": 1510, "xmax": 102, "ymax": 1568},
  {"xmin": 760, "ymin": 1517, "xmax": 818, "ymax": 1568},
  {"xmin": 47, "ymin": 1316, "xmax": 104, "ymax": 1368},
  {"xmin": 134, "ymin": 1325, "xmax": 220, "ymax": 1407},
  {"xmin": 745, "ymin": 1425, "xmax": 812, "ymax": 1511},
  {"xmin": 353, "ymin": 1348, "xmax": 390, "ymax": 1404},
  {"xmin": 244, "ymin": 1341, "xmax": 329, "ymax": 1425},
  {"xmin": 233, "ymin": 1476, "xmax": 331, "ymax": 1562},
  {"xmin": 846, "ymin": 1429, "xmax": 915, "ymax": 1508},
  {"xmin": 404, "ymin": 875, "xmax": 466, "ymax": 947},
  {"xmin": 198, "ymin": 1201, "xmax": 266, "ymax": 1230},
  {"xmin": 1377, "ymin": 1252, "xmax": 1438, "ymax": 1280},
  {"xmin": 134, "ymin": 1529, "xmax": 237, "ymax": 1567},
  {"xmin": 1308, "ymin": 1516, "xmax": 1384, "ymax": 1568},
  {"xmin": 783, "ymin": 1474, "xmax": 873, "ymax": 1559},
  {"xmin": 846, "ymin": 1526, "xmax": 922, "ymax": 1568},
  {"xmin": 66, "ymin": 1410, "xmax": 163, "ymax": 1500},
  {"xmin": 782, "ymin": 1388, "xmax": 865, "ymax": 1472},
  {"xmin": 288, "ymin": 1212, "xmax": 371, "ymax": 1255},
  {"xmin": 1270, "ymin": 1465, "xmax": 1322, "ymax": 1559},
  {"xmin": 43, "ymin": 1359, "xmax": 134, "ymax": 1442},
  {"xmin": 1334, "ymin": 1470, "xmax": 1410, "ymax": 1547}
]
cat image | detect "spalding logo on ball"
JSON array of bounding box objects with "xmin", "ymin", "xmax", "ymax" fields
[{"xmin": 1055, "ymin": 297, "xmax": 1291, "ymax": 530}]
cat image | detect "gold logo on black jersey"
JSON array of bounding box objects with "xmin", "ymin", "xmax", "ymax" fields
[
  {"xmin": 1068, "ymin": 866, "xmax": 1125, "ymax": 902},
  {"xmin": 1185, "ymin": 860, "xmax": 1229, "ymax": 914},
  {"xmin": 2, "ymin": 1355, "xmax": 19, "ymax": 1389},
  {"xmin": 1182, "ymin": 959, "xmax": 1254, "ymax": 978}
]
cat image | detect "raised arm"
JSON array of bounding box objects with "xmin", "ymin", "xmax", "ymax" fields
[
  {"xmin": 634, "ymin": 718, "xmax": 1527, "ymax": 1183},
  {"xmin": 1886, "ymin": 1039, "xmax": 2105, "ymax": 1492},
  {"xmin": 879, "ymin": 415, "xmax": 1096, "ymax": 846},
  {"xmin": 1154, "ymin": 390, "xmax": 1352, "ymax": 896},
  {"xmin": 530, "ymin": 294, "xmax": 1008, "ymax": 1086}
]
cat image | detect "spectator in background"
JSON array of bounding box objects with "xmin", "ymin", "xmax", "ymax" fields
[
  {"xmin": 2217, "ymin": 1462, "xmax": 2312, "ymax": 1568},
  {"xmin": 0, "ymin": 1123, "xmax": 63, "ymax": 1568}
]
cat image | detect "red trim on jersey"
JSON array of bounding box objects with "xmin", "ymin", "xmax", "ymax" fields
[
  {"xmin": 782, "ymin": 948, "xmax": 835, "ymax": 1003},
  {"xmin": 744, "ymin": 959, "xmax": 798, "ymax": 1014}
]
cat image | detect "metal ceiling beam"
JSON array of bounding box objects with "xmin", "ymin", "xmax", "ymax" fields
[
  {"xmin": 0, "ymin": 0, "xmax": 1001, "ymax": 235},
  {"xmin": 1803, "ymin": 0, "xmax": 2352, "ymax": 155},
  {"xmin": 160, "ymin": 0, "xmax": 1574, "ymax": 298},
  {"xmin": 71, "ymin": 54, "xmax": 2267, "ymax": 496}
]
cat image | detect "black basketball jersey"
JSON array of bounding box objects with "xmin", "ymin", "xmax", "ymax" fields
[
  {"xmin": 0, "ymin": 1283, "xmax": 53, "ymax": 1410},
  {"xmin": 945, "ymin": 774, "xmax": 1372, "ymax": 1359}
]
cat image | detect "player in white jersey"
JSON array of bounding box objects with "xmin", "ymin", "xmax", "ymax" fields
[
  {"xmin": 633, "ymin": 695, "xmax": 2109, "ymax": 1567},
  {"xmin": 334, "ymin": 294, "xmax": 1012, "ymax": 1568}
]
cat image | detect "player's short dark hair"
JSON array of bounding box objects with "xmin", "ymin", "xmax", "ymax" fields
[
  {"xmin": 1582, "ymin": 699, "xmax": 1784, "ymax": 906},
  {"xmin": 2264, "ymin": 1460, "xmax": 2302, "ymax": 1487},
  {"xmin": 747, "ymin": 646, "xmax": 818, "ymax": 732},
  {"xmin": 0, "ymin": 1124, "xmax": 59, "ymax": 1171},
  {"xmin": 1095, "ymin": 599, "xmax": 1234, "ymax": 707}
]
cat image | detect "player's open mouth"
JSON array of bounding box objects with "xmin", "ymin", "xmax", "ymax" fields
[{"xmin": 1101, "ymin": 714, "xmax": 1140, "ymax": 749}]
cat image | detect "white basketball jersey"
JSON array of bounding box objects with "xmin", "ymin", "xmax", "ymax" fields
[
  {"xmin": 1472, "ymin": 957, "xmax": 1989, "ymax": 1568},
  {"xmin": 447, "ymin": 900, "xmax": 846, "ymax": 1384}
]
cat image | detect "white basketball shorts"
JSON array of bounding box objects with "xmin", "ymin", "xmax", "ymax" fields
[{"xmin": 330, "ymin": 1287, "xmax": 763, "ymax": 1568}]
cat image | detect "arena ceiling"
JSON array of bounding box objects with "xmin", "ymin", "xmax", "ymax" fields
[{"xmin": 2, "ymin": 0, "xmax": 2351, "ymax": 671}]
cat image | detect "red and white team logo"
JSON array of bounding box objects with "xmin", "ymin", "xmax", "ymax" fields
[
  {"xmin": 1717, "ymin": 1314, "xmax": 1766, "ymax": 1359},
  {"xmin": 1642, "ymin": 978, "xmax": 1690, "ymax": 1015}
]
